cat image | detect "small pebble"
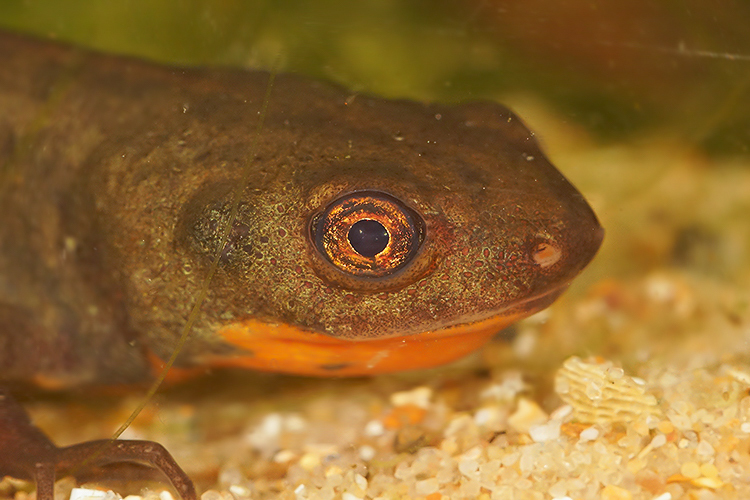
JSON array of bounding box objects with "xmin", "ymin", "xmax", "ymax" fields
[
  {"xmin": 529, "ymin": 420, "xmax": 561, "ymax": 443},
  {"xmin": 600, "ymin": 484, "xmax": 632, "ymax": 500},
  {"xmin": 390, "ymin": 386, "xmax": 433, "ymax": 408},
  {"xmin": 680, "ymin": 462, "xmax": 701, "ymax": 479},
  {"xmin": 579, "ymin": 426, "xmax": 599, "ymax": 442},
  {"xmin": 508, "ymin": 398, "xmax": 548, "ymax": 433},
  {"xmin": 69, "ymin": 489, "xmax": 117, "ymax": 500}
]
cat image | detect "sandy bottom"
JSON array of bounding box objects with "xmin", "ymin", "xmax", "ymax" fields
[{"xmin": 4, "ymin": 108, "xmax": 750, "ymax": 500}]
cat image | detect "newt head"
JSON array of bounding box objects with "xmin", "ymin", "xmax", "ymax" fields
[{"xmin": 111, "ymin": 74, "xmax": 603, "ymax": 377}]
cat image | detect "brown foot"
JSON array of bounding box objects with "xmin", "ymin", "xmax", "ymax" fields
[{"xmin": 0, "ymin": 388, "xmax": 196, "ymax": 500}]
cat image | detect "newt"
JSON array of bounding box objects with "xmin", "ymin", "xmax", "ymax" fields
[{"xmin": 0, "ymin": 31, "xmax": 602, "ymax": 498}]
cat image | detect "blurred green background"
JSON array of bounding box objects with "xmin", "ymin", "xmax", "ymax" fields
[{"xmin": 1, "ymin": 0, "xmax": 750, "ymax": 154}]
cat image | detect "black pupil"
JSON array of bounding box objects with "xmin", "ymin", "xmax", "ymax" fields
[{"xmin": 348, "ymin": 219, "xmax": 389, "ymax": 257}]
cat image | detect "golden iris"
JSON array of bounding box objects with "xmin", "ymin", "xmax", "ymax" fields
[{"xmin": 312, "ymin": 191, "xmax": 424, "ymax": 278}]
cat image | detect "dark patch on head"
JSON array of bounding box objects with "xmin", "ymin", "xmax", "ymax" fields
[
  {"xmin": 219, "ymin": 221, "xmax": 251, "ymax": 262},
  {"xmin": 175, "ymin": 180, "xmax": 259, "ymax": 267}
]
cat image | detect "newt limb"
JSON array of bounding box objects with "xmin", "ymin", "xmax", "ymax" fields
[{"xmin": 0, "ymin": 388, "xmax": 197, "ymax": 500}]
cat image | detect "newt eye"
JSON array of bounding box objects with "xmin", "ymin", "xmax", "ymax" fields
[{"xmin": 312, "ymin": 191, "xmax": 424, "ymax": 278}]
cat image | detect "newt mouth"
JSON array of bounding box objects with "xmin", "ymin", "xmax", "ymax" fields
[{"xmin": 189, "ymin": 274, "xmax": 577, "ymax": 378}]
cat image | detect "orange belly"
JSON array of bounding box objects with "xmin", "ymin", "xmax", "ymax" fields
[{"xmin": 202, "ymin": 312, "xmax": 527, "ymax": 376}]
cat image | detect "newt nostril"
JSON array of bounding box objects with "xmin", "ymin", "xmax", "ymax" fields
[{"xmin": 532, "ymin": 240, "xmax": 562, "ymax": 268}]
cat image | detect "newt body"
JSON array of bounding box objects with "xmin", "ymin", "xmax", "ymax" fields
[
  {"xmin": 0, "ymin": 31, "xmax": 602, "ymax": 386},
  {"xmin": 0, "ymin": 31, "xmax": 602, "ymax": 500}
]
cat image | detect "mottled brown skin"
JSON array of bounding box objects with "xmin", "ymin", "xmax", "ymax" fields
[
  {"xmin": 0, "ymin": 30, "xmax": 602, "ymax": 385},
  {"xmin": 0, "ymin": 31, "xmax": 602, "ymax": 497}
]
